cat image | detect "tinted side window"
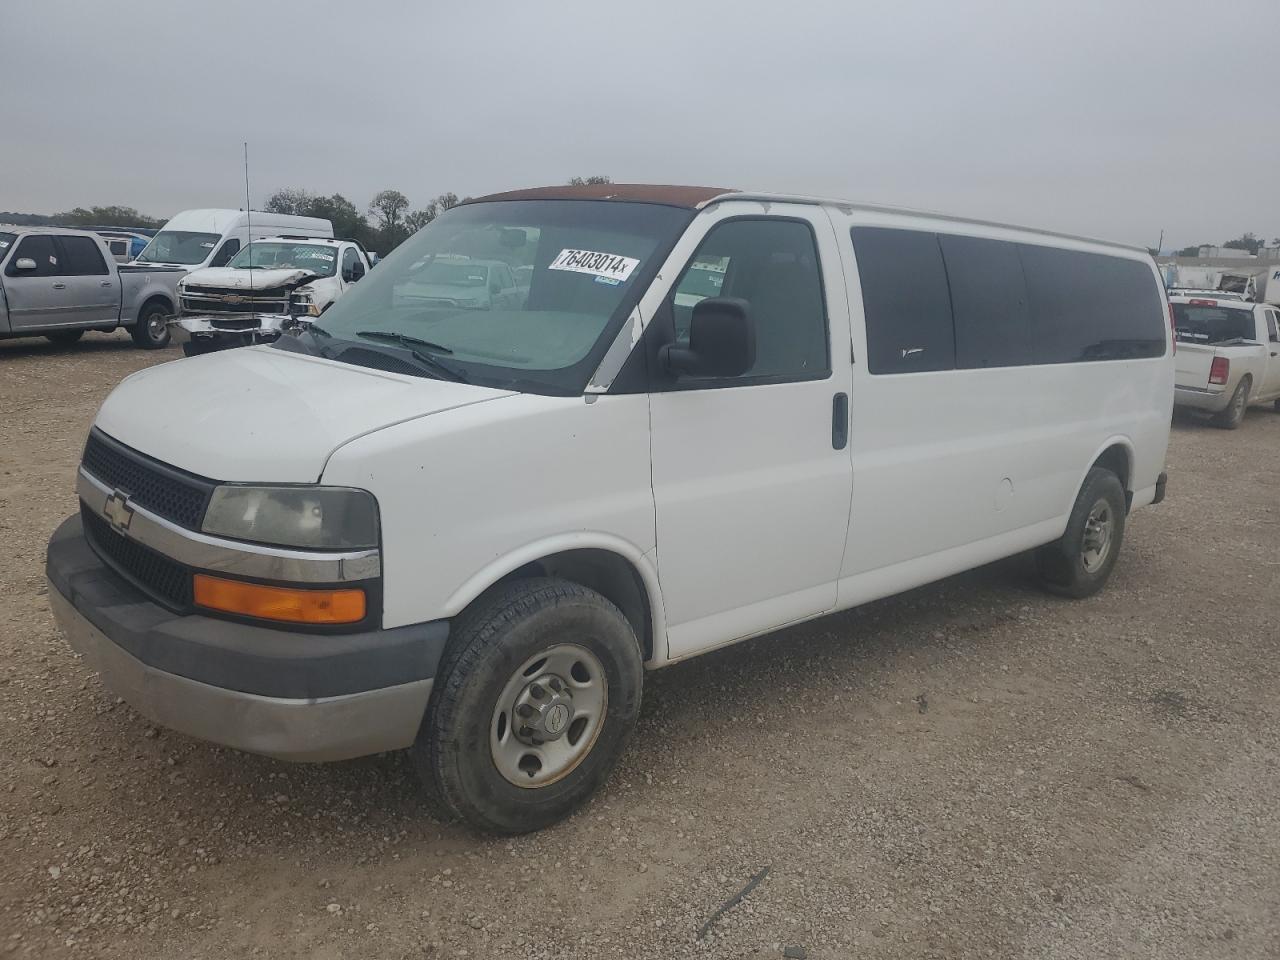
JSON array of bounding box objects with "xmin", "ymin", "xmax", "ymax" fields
[
  {"xmin": 4, "ymin": 235, "xmax": 60, "ymax": 277},
  {"xmin": 58, "ymin": 235, "xmax": 110, "ymax": 276},
  {"xmin": 852, "ymin": 227, "xmax": 954, "ymax": 373},
  {"xmin": 1266, "ymin": 309, "xmax": 1279, "ymax": 342},
  {"xmin": 341, "ymin": 247, "xmax": 359, "ymax": 277},
  {"xmin": 1018, "ymin": 245, "xmax": 1165, "ymax": 362},
  {"xmin": 673, "ymin": 218, "xmax": 828, "ymax": 383},
  {"xmin": 939, "ymin": 234, "xmax": 1031, "ymax": 368},
  {"xmin": 209, "ymin": 239, "xmax": 240, "ymax": 268}
]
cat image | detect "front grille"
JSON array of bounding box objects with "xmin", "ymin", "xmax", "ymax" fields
[
  {"xmin": 82, "ymin": 505, "xmax": 193, "ymax": 610},
  {"xmin": 181, "ymin": 287, "xmax": 289, "ymax": 316},
  {"xmin": 81, "ymin": 430, "xmax": 214, "ymax": 530}
]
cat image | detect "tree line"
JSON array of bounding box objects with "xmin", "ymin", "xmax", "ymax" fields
[
  {"xmin": 1, "ymin": 176, "xmax": 615, "ymax": 253},
  {"xmin": 1174, "ymin": 232, "xmax": 1279, "ymax": 257}
]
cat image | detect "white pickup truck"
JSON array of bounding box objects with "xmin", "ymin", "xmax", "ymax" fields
[{"xmin": 1171, "ymin": 295, "xmax": 1280, "ymax": 428}]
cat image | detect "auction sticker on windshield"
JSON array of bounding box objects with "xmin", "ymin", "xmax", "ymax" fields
[{"xmin": 548, "ymin": 249, "xmax": 639, "ymax": 283}]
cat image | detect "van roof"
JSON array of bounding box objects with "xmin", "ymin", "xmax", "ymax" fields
[
  {"xmin": 160, "ymin": 209, "xmax": 331, "ymax": 232},
  {"xmin": 465, "ymin": 183, "xmax": 1146, "ymax": 254}
]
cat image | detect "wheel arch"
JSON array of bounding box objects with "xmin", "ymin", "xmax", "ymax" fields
[
  {"xmin": 443, "ymin": 535, "xmax": 666, "ymax": 664},
  {"xmin": 1079, "ymin": 437, "xmax": 1136, "ymax": 512},
  {"xmin": 134, "ymin": 293, "xmax": 174, "ymax": 324}
]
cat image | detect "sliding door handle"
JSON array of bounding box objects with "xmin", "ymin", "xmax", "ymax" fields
[{"xmin": 832, "ymin": 392, "xmax": 849, "ymax": 450}]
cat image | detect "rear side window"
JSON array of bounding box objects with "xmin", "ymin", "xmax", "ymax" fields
[
  {"xmin": 1018, "ymin": 245, "xmax": 1165, "ymax": 362},
  {"xmin": 852, "ymin": 227, "xmax": 954, "ymax": 373},
  {"xmin": 58, "ymin": 235, "xmax": 110, "ymax": 276},
  {"xmin": 4, "ymin": 235, "xmax": 60, "ymax": 277},
  {"xmin": 1266, "ymin": 309, "xmax": 1279, "ymax": 342},
  {"xmin": 939, "ymin": 234, "xmax": 1031, "ymax": 368}
]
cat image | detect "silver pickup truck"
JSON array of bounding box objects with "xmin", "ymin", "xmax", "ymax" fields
[
  {"xmin": 1171, "ymin": 295, "xmax": 1280, "ymax": 428},
  {"xmin": 0, "ymin": 226, "xmax": 183, "ymax": 349}
]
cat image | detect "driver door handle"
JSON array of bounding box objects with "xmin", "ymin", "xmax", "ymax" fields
[{"xmin": 52, "ymin": 282, "xmax": 66, "ymax": 289}]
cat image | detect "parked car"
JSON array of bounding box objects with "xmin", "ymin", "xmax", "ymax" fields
[
  {"xmin": 1171, "ymin": 295, "xmax": 1280, "ymax": 427},
  {"xmin": 394, "ymin": 256, "xmax": 526, "ymax": 311},
  {"xmin": 132, "ymin": 209, "xmax": 332, "ymax": 274},
  {"xmin": 93, "ymin": 230, "xmax": 152, "ymax": 263},
  {"xmin": 46, "ymin": 184, "xmax": 1173, "ymax": 834},
  {"xmin": 171, "ymin": 236, "xmax": 373, "ymax": 355},
  {"xmin": 1, "ymin": 226, "xmax": 183, "ymax": 348}
]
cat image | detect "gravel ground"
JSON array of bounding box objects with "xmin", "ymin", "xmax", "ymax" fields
[{"xmin": 2, "ymin": 331, "xmax": 1278, "ymax": 959}]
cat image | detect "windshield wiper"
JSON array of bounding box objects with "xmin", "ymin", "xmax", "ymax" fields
[
  {"xmin": 354, "ymin": 330, "xmax": 467, "ymax": 382},
  {"xmin": 356, "ymin": 329, "xmax": 455, "ymax": 354}
]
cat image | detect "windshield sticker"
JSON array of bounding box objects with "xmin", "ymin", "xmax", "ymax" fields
[
  {"xmin": 298, "ymin": 252, "xmax": 335, "ymax": 261},
  {"xmin": 549, "ymin": 248, "xmax": 639, "ymax": 283},
  {"xmin": 0, "ymin": 240, "xmax": 9, "ymax": 248},
  {"xmin": 201, "ymin": 241, "xmax": 216, "ymax": 248},
  {"xmin": 594, "ymin": 275, "xmax": 621, "ymax": 286},
  {"xmin": 48, "ymin": 255, "xmax": 57, "ymax": 266}
]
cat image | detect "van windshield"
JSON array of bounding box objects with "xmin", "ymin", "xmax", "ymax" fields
[
  {"xmin": 229, "ymin": 242, "xmax": 338, "ymax": 276},
  {"xmin": 1172, "ymin": 303, "xmax": 1255, "ymax": 344},
  {"xmin": 293, "ymin": 199, "xmax": 691, "ymax": 395},
  {"xmin": 135, "ymin": 230, "xmax": 222, "ymax": 264}
]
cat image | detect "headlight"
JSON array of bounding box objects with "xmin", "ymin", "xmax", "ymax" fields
[{"xmin": 202, "ymin": 486, "xmax": 378, "ymax": 549}]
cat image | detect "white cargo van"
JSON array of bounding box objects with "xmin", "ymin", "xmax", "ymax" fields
[
  {"xmin": 132, "ymin": 208, "xmax": 332, "ymax": 273},
  {"xmin": 47, "ymin": 184, "xmax": 1173, "ymax": 833}
]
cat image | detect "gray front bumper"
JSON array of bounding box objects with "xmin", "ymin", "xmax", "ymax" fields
[{"xmin": 50, "ymin": 587, "xmax": 432, "ymax": 761}]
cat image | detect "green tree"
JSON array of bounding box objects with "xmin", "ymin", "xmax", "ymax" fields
[
  {"xmin": 1222, "ymin": 232, "xmax": 1262, "ymax": 255},
  {"xmin": 264, "ymin": 188, "xmax": 374, "ymax": 247},
  {"xmin": 55, "ymin": 205, "xmax": 162, "ymax": 228},
  {"xmin": 569, "ymin": 176, "xmax": 612, "ymax": 186}
]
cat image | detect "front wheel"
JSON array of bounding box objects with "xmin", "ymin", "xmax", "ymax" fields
[
  {"xmin": 413, "ymin": 578, "xmax": 643, "ymax": 834},
  {"xmin": 1036, "ymin": 467, "xmax": 1127, "ymax": 599},
  {"xmin": 131, "ymin": 301, "xmax": 171, "ymax": 349},
  {"xmin": 1211, "ymin": 377, "xmax": 1250, "ymax": 429}
]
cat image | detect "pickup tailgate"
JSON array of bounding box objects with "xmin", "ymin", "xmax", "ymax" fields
[{"xmin": 1174, "ymin": 342, "xmax": 1217, "ymax": 390}]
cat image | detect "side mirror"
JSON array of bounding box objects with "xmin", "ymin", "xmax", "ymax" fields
[
  {"xmin": 350, "ymin": 262, "xmax": 365, "ymax": 281},
  {"xmin": 14, "ymin": 257, "xmax": 37, "ymax": 271},
  {"xmin": 661, "ymin": 297, "xmax": 755, "ymax": 378}
]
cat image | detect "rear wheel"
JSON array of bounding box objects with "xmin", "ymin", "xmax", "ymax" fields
[
  {"xmin": 1036, "ymin": 467, "xmax": 1127, "ymax": 599},
  {"xmin": 1211, "ymin": 377, "xmax": 1250, "ymax": 429},
  {"xmin": 412, "ymin": 578, "xmax": 643, "ymax": 834},
  {"xmin": 44, "ymin": 330, "xmax": 84, "ymax": 346},
  {"xmin": 130, "ymin": 301, "xmax": 171, "ymax": 349}
]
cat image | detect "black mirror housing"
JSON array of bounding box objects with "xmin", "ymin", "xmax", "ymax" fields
[{"xmin": 662, "ymin": 297, "xmax": 755, "ymax": 378}]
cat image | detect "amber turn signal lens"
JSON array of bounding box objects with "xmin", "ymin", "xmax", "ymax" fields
[{"xmin": 193, "ymin": 575, "xmax": 366, "ymax": 624}]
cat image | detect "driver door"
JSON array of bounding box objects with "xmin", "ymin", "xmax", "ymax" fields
[{"xmin": 648, "ymin": 206, "xmax": 854, "ymax": 660}]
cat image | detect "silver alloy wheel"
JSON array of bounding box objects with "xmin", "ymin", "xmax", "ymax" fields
[
  {"xmin": 1231, "ymin": 384, "xmax": 1247, "ymax": 418},
  {"xmin": 147, "ymin": 310, "xmax": 167, "ymax": 340},
  {"xmin": 489, "ymin": 643, "xmax": 607, "ymax": 788},
  {"xmin": 1080, "ymin": 499, "xmax": 1114, "ymax": 573}
]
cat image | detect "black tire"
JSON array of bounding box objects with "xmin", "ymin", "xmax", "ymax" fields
[
  {"xmin": 44, "ymin": 330, "xmax": 85, "ymax": 345},
  {"xmin": 413, "ymin": 577, "xmax": 643, "ymax": 834},
  {"xmin": 130, "ymin": 301, "xmax": 171, "ymax": 349},
  {"xmin": 1211, "ymin": 376, "xmax": 1250, "ymax": 430},
  {"xmin": 1035, "ymin": 467, "xmax": 1127, "ymax": 599}
]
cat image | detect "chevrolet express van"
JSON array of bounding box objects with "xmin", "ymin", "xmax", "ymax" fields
[
  {"xmin": 47, "ymin": 184, "xmax": 1173, "ymax": 833},
  {"xmin": 132, "ymin": 209, "xmax": 333, "ymax": 274}
]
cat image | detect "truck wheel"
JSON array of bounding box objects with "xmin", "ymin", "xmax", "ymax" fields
[
  {"xmin": 45, "ymin": 330, "xmax": 84, "ymax": 345},
  {"xmin": 1211, "ymin": 377, "xmax": 1250, "ymax": 429},
  {"xmin": 1035, "ymin": 467, "xmax": 1127, "ymax": 599},
  {"xmin": 131, "ymin": 301, "xmax": 171, "ymax": 349},
  {"xmin": 413, "ymin": 577, "xmax": 643, "ymax": 834}
]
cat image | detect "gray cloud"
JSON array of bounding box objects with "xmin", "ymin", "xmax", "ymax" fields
[{"xmin": 2, "ymin": 0, "xmax": 1277, "ymax": 249}]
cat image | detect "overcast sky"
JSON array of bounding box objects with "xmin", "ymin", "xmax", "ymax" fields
[{"xmin": 2, "ymin": 0, "xmax": 1277, "ymax": 250}]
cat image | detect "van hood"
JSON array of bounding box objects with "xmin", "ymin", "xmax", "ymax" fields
[
  {"xmin": 182, "ymin": 267, "xmax": 320, "ymax": 291},
  {"xmin": 93, "ymin": 347, "xmax": 515, "ymax": 483}
]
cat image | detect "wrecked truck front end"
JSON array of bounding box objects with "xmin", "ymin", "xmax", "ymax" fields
[{"xmin": 173, "ymin": 267, "xmax": 324, "ymax": 355}]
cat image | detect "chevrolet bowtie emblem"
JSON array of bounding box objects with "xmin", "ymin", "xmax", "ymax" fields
[{"xmin": 103, "ymin": 491, "xmax": 134, "ymax": 532}]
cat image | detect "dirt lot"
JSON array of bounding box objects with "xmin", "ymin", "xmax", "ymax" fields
[{"xmin": 1, "ymin": 330, "xmax": 1278, "ymax": 960}]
